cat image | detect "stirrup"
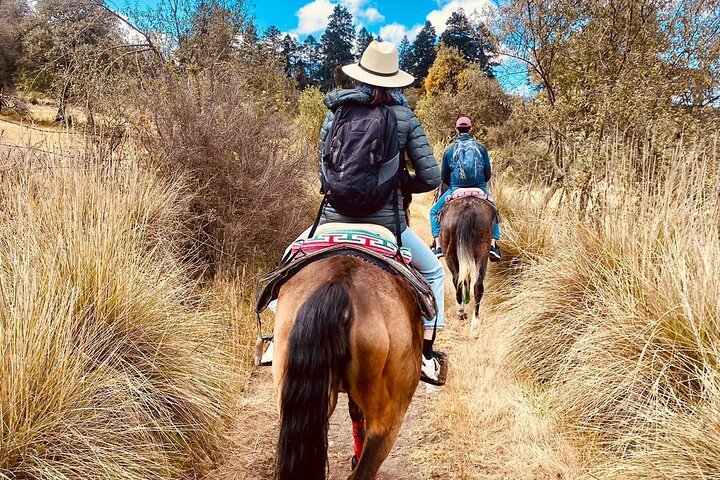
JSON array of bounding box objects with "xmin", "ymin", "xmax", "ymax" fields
[
  {"xmin": 254, "ymin": 334, "xmax": 274, "ymax": 366},
  {"xmin": 420, "ymin": 351, "xmax": 448, "ymax": 386}
]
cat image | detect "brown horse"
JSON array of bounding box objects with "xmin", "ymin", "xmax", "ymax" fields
[
  {"xmin": 272, "ymin": 255, "xmax": 423, "ymax": 480},
  {"xmin": 440, "ymin": 197, "xmax": 495, "ymax": 330}
]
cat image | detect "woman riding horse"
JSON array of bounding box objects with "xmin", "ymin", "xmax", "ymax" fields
[{"xmin": 272, "ymin": 41, "xmax": 443, "ymax": 479}]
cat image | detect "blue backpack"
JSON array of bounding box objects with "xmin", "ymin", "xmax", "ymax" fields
[{"xmin": 451, "ymin": 137, "xmax": 483, "ymax": 183}]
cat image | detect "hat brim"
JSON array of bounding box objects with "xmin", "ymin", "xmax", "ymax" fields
[{"xmin": 342, "ymin": 64, "xmax": 415, "ymax": 88}]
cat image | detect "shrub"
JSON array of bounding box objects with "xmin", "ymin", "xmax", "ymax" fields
[
  {"xmin": 0, "ymin": 150, "xmax": 237, "ymax": 479},
  {"xmin": 296, "ymin": 85, "xmax": 327, "ymax": 148},
  {"xmin": 137, "ymin": 68, "xmax": 315, "ymax": 271},
  {"xmin": 417, "ymin": 63, "xmax": 512, "ymax": 147}
]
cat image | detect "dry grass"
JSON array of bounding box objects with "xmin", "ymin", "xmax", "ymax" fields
[
  {"xmin": 0, "ymin": 148, "xmax": 241, "ymax": 479},
  {"xmin": 490, "ymin": 136, "xmax": 720, "ymax": 478},
  {"xmin": 408, "ymin": 192, "xmax": 585, "ymax": 480}
]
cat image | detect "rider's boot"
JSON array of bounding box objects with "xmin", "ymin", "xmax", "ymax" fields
[
  {"xmin": 489, "ymin": 240, "xmax": 501, "ymax": 262},
  {"xmin": 430, "ymin": 237, "xmax": 443, "ymax": 258}
]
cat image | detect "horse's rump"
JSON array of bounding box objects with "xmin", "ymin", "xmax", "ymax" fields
[
  {"xmin": 272, "ymin": 256, "xmax": 422, "ymax": 479},
  {"xmin": 441, "ymin": 197, "xmax": 494, "ymax": 315}
]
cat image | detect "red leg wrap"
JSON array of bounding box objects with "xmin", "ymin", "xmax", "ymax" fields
[{"xmin": 351, "ymin": 421, "xmax": 365, "ymax": 460}]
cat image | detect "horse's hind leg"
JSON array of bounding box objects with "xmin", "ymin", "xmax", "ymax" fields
[
  {"xmin": 470, "ymin": 281, "xmax": 484, "ymax": 331},
  {"xmin": 348, "ymin": 403, "xmax": 407, "ymax": 480},
  {"xmin": 453, "ymin": 273, "xmax": 467, "ymax": 321},
  {"xmin": 470, "ymin": 261, "xmax": 487, "ymax": 331},
  {"xmin": 348, "ymin": 396, "xmax": 365, "ymax": 470}
]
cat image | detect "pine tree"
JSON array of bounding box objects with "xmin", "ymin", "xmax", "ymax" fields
[
  {"xmin": 408, "ymin": 21, "xmax": 437, "ymax": 86},
  {"xmin": 300, "ymin": 34, "xmax": 323, "ymax": 86},
  {"xmin": 398, "ymin": 35, "xmax": 411, "ymax": 71},
  {"xmin": 440, "ymin": 9, "xmax": 494, "ymax": 77},
  {"xmin": 319, "ymin": 4, "xmax": 355, "ymax": 89},
  {"xmin": 356, "ymin": 26, "xmax": 374, "ymax": 58},
  {"xmin": 281, "ymin": 34, "xmax": 298, "ymax": 77},
  {"xmin": 261, "ymin": 25, "xmax": 283, "ymax": 53}
]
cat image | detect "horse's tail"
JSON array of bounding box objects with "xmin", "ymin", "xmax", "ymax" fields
[
  {"xmin": 276, "ymin": 281, "xmax": 352, "ymax": 480},
  {"xmin": 456, "ymin": 209, "xmax": 479, "ymax": 305}
]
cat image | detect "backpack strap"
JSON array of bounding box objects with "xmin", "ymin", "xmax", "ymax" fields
[{"xmin": 392, "ymin": 180, "xmax": 403, "ymax": 251}]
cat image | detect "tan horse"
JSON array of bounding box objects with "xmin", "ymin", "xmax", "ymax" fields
[
  {"xmin": 272, "ymin": 255, "xmax": 423, "ymax": 480},
  {"xmin": 440, "ymin": 197, "xmax": 495, "ymax": 330}
]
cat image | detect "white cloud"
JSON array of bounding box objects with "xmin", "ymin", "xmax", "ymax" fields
[
  {"xmin": 379, "ymin": 22, "xmax": 423, "ymax": 45},
  {"xmin": 363, "ymin": 7, "xmax": 384, "ymax": 23},
  {"xmin": 294, "ymin": 0, "xmax": 385, "ymax": 35},
  {"xmin": 295, "ymin": 0, "xmax": 335, "ymax": 35},
  {"xmin": 427, "ymin": 0, "xmax": 496, "ymax": 34}
]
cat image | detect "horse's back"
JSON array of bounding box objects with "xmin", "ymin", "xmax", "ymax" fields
[
  {"xmin": 442, "ymin": 197, "xmax": 495, "ymax": 234},
  {"xmin": 273, "ymin": 255, "xmax": 422, "ymax": 394}
]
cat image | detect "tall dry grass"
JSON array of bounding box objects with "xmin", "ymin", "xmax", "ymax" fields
[
  {"xmin": 490, "ymin": 135, "xmax": 720, "ymax": 478},
  {"xmin": 0, "ymin": 148, "xmax": 239, "ymax": 479}
]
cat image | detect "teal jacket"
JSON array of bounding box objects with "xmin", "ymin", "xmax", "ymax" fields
[{"xmin": 441, "ymin": 134, "xmax": 492, "ymax": 189}]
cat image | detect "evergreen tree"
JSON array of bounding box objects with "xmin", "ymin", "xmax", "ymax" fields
[
  {"xmin": 319, "ymin": 4, "xmax": 355, "ymax": 88},
  {"xmin": 398, "ymin": 35, "xmax": 411, "ymax": 71},
  {"xmin": 407, "ymin": 21, "xmax": 437, "ymax": 86},
  {"xmin": 261, "ymin": 25, "xmax": 283, "ymax": 53},
  {"xmin": 440, "ymin": 9, "xmax": 494, "ymax": 77},
  {"xmin": 356, "ymin": 26, "xmax": 374, "ymax": 57},
  {"xmin": 281, "ymin": 34, "xmax": 298, "ymax": 77},
  {"xmin": 300, "ymin": 34, "xmax": 323, "ymax": 86}
]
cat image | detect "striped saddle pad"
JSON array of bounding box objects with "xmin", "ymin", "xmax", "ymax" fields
[
  {"xmin": 447, "ymin": 187, "xmax": 495, "ymax": 205},
  {"xmin": 291, "ymin": 224, "xmax": 412, "ymax": 264}
]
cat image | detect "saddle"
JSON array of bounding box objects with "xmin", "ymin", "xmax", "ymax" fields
[
  {"xmin": 444, "ymin": 188, "xmax": 500, "ymax": 222},
  {"xmin": 255, "ymin": 223, "xmax": 436, "ymax": 320}
]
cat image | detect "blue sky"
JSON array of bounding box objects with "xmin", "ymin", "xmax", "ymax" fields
[
  {"xmin": 117, "ymin": 0, "xmax": 531, "ymax": 95},
  {"xmin": 252, "ymin": 0, "xmax": 530, "ymax": 95}
]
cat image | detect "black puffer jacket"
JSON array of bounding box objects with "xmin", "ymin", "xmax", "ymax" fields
[{"xmin": 319, "ymin": 87, "xmax": 440, "ymax": 235}]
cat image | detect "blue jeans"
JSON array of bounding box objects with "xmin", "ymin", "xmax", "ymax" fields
[
  {"xmin": 273, "ymin": 226, "xmax": 445, "ymax": 330},
  {"xmin": 430, "ymin": 187, "xmax": 500, "ymax": 240}
]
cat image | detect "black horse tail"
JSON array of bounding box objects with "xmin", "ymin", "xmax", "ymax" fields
[
  {"xmin": 456, "ymin": 208, "xmax": 479, "ymax": 304},
  {"xmin": 276, "ymin": 281, "xmax": 352, "ymax": 480}
]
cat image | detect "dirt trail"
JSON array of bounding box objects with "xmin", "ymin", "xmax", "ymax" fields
[
  {"xmin": 225, "ymin": 367, "xmax": 442, "ymax": 480},
  {"xmin": 218, "ymin": 194, "xmax": 582, "ymax": 479}
]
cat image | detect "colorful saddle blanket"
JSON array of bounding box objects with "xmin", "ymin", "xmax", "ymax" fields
[
  {"xmin": 256, "ymin": 223, "xmax": 435, "ymax": 320},
  {"xmin": 447, "ymin": 187, "xmax": 494, "ymax": 204},
  {"xmin": 291, "ymin": 224, "xmax": 412, "ymax": 263},
  {"xmin": 445, "ymin": 188, "xmax": 500, "ymax": 221}
]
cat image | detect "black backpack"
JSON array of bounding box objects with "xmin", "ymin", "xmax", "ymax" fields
[{"xmin": 321, "ymin": 103, "xmax": 400, "ymax": 216}]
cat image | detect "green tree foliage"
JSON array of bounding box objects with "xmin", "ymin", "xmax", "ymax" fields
[
  {"xmin": 298, "ymin": 35, "xmax": 323, "ymax": 88},
  {"xmin": 440, "ymin": 9, "xmax": 494, "ymax": 77},
  {"xmin": 356, "ymin": 26, "xmax": 374, "ymax": 58},
  {"xmin": 296, "ymin": 85, "xmax": 327, "ymax": 145},
  {"xmin": 261, "ymin": 25, "xmax": 283, "ymax": 50},
  {"xmin": 19, "ymin": 0, "xmax": 121, "ymax": 120},
  {"xmin": 0, "ymin": 0, "xmax": 30, "ymax": 89},
  {"xmin": 319, "ymin": 4, "xmax": 355, "ymax": 88},
  {"xmin": 406, "ymin": 21, "xmax": 437, "ymax": 87},
  {"xmin": 282, "ymin": 34, "xmax": 299, "ymax": 78},
  {"xmin": 398, "ymin": 35, "xmax": 411, "ymax": 71},
  {"xmin": 495, "ymin": 0, "xmax": 720, "ymax": 193},
  {"xmin": 176, "ymin": 2, "xmax": 243, "ymax": 70}
]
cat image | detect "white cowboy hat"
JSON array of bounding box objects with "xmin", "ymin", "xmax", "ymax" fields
[{"xmin": 342, "ymin": 40, "xmax": 415, "ymax": 88}]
